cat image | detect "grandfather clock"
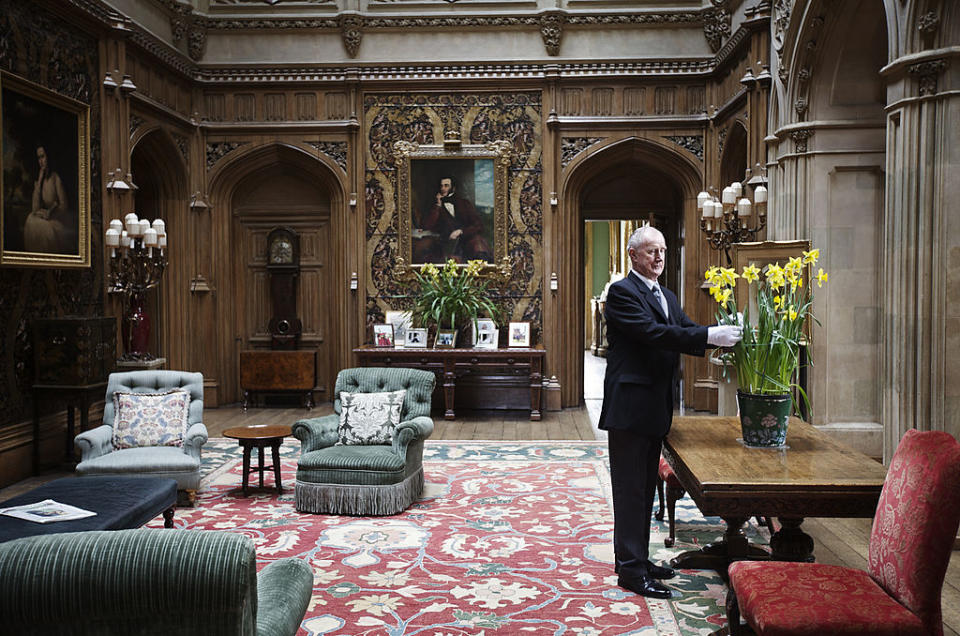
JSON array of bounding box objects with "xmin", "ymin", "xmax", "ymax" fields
[{"xmin": 266, "ymin": 227, "xmax": 302, "ymax": 349}]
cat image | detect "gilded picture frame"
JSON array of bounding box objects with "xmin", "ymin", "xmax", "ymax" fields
[
  {"xmin": 394, "ymin": 139, "xmax": 511, "ymax": 277},
  {"xmin": 0, "ymin": 72, "xmax": 90, "ymax": 268}
]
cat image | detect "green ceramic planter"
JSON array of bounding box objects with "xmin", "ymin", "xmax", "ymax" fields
[{"xmin": 737, "ymin": 390, "xmax": 791, "ymax": 447}]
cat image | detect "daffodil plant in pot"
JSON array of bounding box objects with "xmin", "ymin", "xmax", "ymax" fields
[
  {"xmin": 408, "ymin": 259, "xmax": 501, "ymax": 345},
  {"xmin": 706, "ymin": 249, "xmax": 828, "ymax": 447}
]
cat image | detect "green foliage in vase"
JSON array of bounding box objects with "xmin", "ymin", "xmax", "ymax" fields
[
  {"xmin": 408, "ymin": 259, "xmax": 501, "ymax": 331},
  {"xmin": 707, "ymin": 249, "xmax": 828, "ymax": 406}
]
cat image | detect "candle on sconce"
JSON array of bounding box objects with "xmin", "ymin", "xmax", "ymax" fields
[
  {"xmin": 120, "ymin": 230, "xmax": 130, "ymax": 249},
  {"xmin": 143, "ymin": 228, "xmax": 157, "ymax": 257},
  {"xmin": 697, "ymin": 190, "xmax": 710, "ymax": 213},
  {"xmin": 109, "ymin": 219, "xmax": 123, "ymax": 233},
  {"xmin": 731, "ymin": 181, "xmax": 743, "ymax": 198},
  {"xmin": 737, "ymin": 198, "xmax": 752, "ymax": 217},
  {"xmin": 713, "ymin": 199, "xmax": 723, "ymax": 219},
  {"xmin": 105, "ymin": 228, "xmax": 119, "ymax": 258},
  {"xmin": 125, "ymin": 215, "xmax": 141, "ymax": 237},
  {"xmin": 721, "ymin": 186, "xmax": 736, "ymax": 212},
  {"xmin": 158, "ymin": 233, "xmax": 167, "ymax": 251},
  {"xmin": 138, "ymin": 219, "xmax": 150, "ymax": 239}
]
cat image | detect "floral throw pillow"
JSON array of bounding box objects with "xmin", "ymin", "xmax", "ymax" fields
[
  {"xmin": 337, "ymin": 389, "xmax": 406, "ymax": 445},
  {"xmin": 112, "ymin": 389, "xmax": 191, "ymax": 450}
]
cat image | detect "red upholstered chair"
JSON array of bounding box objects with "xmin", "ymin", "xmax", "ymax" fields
[
  {"xmin": 726, "ymin": 429, "xmax": 960, "ymax": 636},
  {"xmin": 655, "ymin": 457, "xmax": 686, "ymax": 547}
]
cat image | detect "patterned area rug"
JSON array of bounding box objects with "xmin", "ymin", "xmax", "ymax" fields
[{"xmin": 150, "ymin": 440, "xmax": 769, "ymax": 636}]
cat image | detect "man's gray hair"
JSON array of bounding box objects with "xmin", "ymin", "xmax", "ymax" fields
[{"xmin": 627, "ymin": 225, "xmax": 664, "ymax": 252}]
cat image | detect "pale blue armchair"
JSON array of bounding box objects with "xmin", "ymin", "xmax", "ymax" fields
[{"xmin": 75, "ymin": 371, "xmax": 207, "ymax": 504}]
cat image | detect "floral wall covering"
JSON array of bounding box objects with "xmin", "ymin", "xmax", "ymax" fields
[
  {"xmin": 0, "ymin": 0, "xmax": 102, "ymax": 425},
  {"xmin": 363, "ymin": 91, "xmax": 543, "ymax": 340}
]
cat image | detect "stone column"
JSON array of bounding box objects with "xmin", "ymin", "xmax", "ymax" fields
[{"xmin": 881, "ymin": 53, "xmax": 959, "ymax": 461}]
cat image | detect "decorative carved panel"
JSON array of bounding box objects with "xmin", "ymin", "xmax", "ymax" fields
[
  {"xmin": 655, "ymin": 87, "xmax": 676, "ymax": 115},
  {"xmin": 264, "ymin": 93, "xmax": 286, "ymax": 121},
  {"xmin": 591, "ymin": 88, "xmax": 614, "ymax": 116},
  {"xmin": 296, "ymin": 93, "xmax": 317, "ymax": 121},
  {"xmin": 624, "ymin": 87, "xmax": 646, "ymax": 116},
  {"xmin": 205, "ymin": 93, "xmax": 225, "ymax": 121},
  {"xmin": 560, "ymin": 88, "xmax": 582, "ymax": 116},
  {"xmin": 235, "ymin": 93, "xmax": 255, "ymax": 121},
  {"xmin": 687, "ymin": 86, "xmax": 705, "ymax": 114},
  {"xmin": 325, "ymin": 92, "xmax": 347, "ymax": 119}
]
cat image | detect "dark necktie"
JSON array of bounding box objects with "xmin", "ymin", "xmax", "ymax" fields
[{"xmin": 652, "ymin": 284, "xmax": 669, "ymax": 319}]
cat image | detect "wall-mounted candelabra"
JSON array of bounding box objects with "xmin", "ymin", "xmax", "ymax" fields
[
  {"xmin": 698, "ymin": 166, "xmax": 768, "ymax": 263},
  {"xmin": 104, "ymin": 214, "xmax": 168, "ymax": 360}
]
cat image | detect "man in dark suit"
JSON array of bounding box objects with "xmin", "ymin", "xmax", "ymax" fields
[{"xmin": 600, "ymin": 225, "xmax": 742, "ymax": 599}]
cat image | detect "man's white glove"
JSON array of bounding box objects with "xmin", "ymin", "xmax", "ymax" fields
[{"xmin": 707, "ymin": 325, "xmax": 743, "ymax": 347}]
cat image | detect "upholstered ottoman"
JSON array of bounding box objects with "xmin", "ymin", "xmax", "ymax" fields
[{"xmin": 0, "ymin": 475, "xmax": 177, "ymax": 543}]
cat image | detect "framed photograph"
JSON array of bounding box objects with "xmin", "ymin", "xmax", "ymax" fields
[
  {"xmin": 1, "ymin": 72, "xmax": 90, "ymax": 268},
  {"xmin": 472, "ymin": 318, "xmax": 497, "ymax": 347},
  {"xmin": 373, "ymin": 323, "xmax": 395, "ymax": 347},
  {"xmin": 434, "ymin": 329, "xmax": 457, "ymax": 349},
  {"xmin": 394, "ymin": 139, "xmax": 511, "ymax": 274},
  {"xmin": 384, "ymin": 310, "xmax": 413, "ymax": 346},
  {"xmin": 508, "ymin": 321, "xmax": 531, "ymax": 348},
  {"xmin": 404, "ymin": 327, "xmax": 428, "ymax": 348},
  {"xmin": 476, "ymin": 327, "xmax": 499, "ymax": 350}
]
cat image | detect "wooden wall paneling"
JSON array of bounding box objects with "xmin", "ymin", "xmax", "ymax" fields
[
  {"xmin": 296, "ymin": 93, "xmax": 317, "ymax": 121},
  {"xmin": 624, "ymin": 87, "xmax": 646, "ymax": 115}
]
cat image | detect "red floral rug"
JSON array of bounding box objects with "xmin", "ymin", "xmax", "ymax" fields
[{"xmin": 146, "ymin": 441, "xmax": 676, "ymax": 635}]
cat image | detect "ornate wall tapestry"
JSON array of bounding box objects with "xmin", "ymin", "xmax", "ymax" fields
[
  {"xmin": 364, "ymin": 92, "xmax": 543, "ymax": 340},
  {"xmin": 0, "ymin": 0, "xmax": 102, "ymax": 426}
]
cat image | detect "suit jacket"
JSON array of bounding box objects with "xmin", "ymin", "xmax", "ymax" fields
[{"xmin": 599, "ymin": 273, "xmax": 708, "ymax": 438}]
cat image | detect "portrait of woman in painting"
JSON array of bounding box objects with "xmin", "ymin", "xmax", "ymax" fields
[{"xmin": 24, "ymin": 144, "xmax": 76, "ymax": 255}]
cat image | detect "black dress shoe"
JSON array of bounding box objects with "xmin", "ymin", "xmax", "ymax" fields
[
  {"xmin": 617, "ymin": 574, "xmax": 672, "ymax": 599},
  {"xmin": 646, "ymin": 563, "xmax": 676, "ymax": 580}
]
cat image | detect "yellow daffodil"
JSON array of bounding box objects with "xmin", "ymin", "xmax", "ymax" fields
[
  {"xmin": 741, "ymin": 264, "xmax": 761, "ymax": 283},
  {"xmin": 816, "ymin": 268, "xmax": 828, "ymax": 288},
  {"xmin": 803, "ymin": 248, "xmax": 820, "ymax": 265},
  {"xmin": 720, "ymin": 267, "xmax": 740, "ymax": 287},
  {"xmin": 717, "ymin": 288, "xmax": 732, "ymax": 305},
  {"xmin": 704, "ymin": 266, "xmax": 719, "ymax": 281},
  {"xmin": 785, "ymin": 256, "xmax": 804, "ymax": 277},
  {"xmin": 788, "ymin": 306, "xmax": 798, "ymax": 321},
  {"xmin": 773, "ymin": 294, "xmax": 783, "ymax": 309}
]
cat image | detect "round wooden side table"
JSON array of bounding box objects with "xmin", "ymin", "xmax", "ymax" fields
[{"xmin": 222, "ymin": 424, "xmax": 292, "ymax": 495}]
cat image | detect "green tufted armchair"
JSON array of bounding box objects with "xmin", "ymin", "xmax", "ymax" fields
[
  {"xmin": 0, "ymin": 528, "xmax": 313, "ymax": 636},
  {"xmin": 292, "ymin": 367, "xmax": 435, "ymax": 516}
]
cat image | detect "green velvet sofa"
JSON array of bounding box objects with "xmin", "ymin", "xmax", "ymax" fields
[
  {"xmin": 0, "ymin": 528, "xmax": 312, "ymax": 636},
  {"xmin": 292, "ymin": 367, "xmax": 435, "ymax": 516}
]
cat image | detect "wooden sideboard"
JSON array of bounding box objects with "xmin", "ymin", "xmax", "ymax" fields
[
  {"xmin": 354, "ymin": 345, "xmax": 545, "ymax": 421},
  {"xmin": 239, "ymin": 350, "xmax": 316, "ymax": 410}
]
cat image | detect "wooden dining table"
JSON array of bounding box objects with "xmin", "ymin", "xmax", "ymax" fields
[{"xmin": 661, "ymin": 415, "xmax": 887, "ymax": 576}]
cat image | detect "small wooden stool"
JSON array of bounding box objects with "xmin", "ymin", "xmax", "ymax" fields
[{"xmin": 223, "ymin": 425, "xmax": 291, "ymax": 496}]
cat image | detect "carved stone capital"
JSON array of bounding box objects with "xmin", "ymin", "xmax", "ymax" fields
[
  {"xmin": 188, "ymin": 26, "xmax": 206, "ymax": 61},
  {"xmin": 917, "ymin": 11, "xmax": 939, "ymax": 36},
  {"xmin": 703, "ymin": 7, "xmax": 731, "ymax": 53},
  {"xmin": 789, "ymin": 129, "xmax": 813, "ymax": 153},
  {"xmin": 339, "ymin": 14, "xmax": 363, "ymax": 58},
  {"xmin": 908, "ymin": 59, "xmax": 946, "ymax": 96},
  {"xmin": 539, "ymin": 11, "xmax": 566, "ymax": 57}
]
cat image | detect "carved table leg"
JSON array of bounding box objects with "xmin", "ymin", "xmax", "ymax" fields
[
  {"xmin": 443, "ymin": 357, "xmax": 456, "ymax": 420},
  {"xmin": 529, "ymin": 355, "xmax": 542, "ymax": 421},
  {"xmin": 257, "ymin": 445, "xmax": 266, "ymax": 489},
  {"xmin": 163, "ymin": 506, "xmax": 176, "ymax": 528},
  {"xmin": 669, "ymin": 515, "xmax": 769, "ymax": 578},
  {"xmin": 241, "ymin": 441, "xmax": 252, "ymax": 496},
  {"xmin": 242, "ymin": 390, "xmax": 250, "ymax": 412},
  {"xmin": 770, "ymin": 517, "xmax": 815, "ymax": 562},
  {"xmin": 272, "ymin": 440, "xmax": 283, "ymax": 493}
]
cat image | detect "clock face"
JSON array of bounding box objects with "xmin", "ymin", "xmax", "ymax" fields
[{"xmin": 269, "ymin": 238, "xmax": 294, "ymax": 264}]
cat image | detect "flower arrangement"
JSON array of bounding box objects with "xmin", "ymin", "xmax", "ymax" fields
[
  {"xmin": 408, "ymin": 259, "xmax": 501, "ymax": 332},
  {"xmin": 706, "ymin": 248, "xmax": 828, "ymax": 402}
]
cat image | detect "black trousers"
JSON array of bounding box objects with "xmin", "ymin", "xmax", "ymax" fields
[{"xmin": 608, "ymin": 428, "xmax": 663, "ymax": 579}]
